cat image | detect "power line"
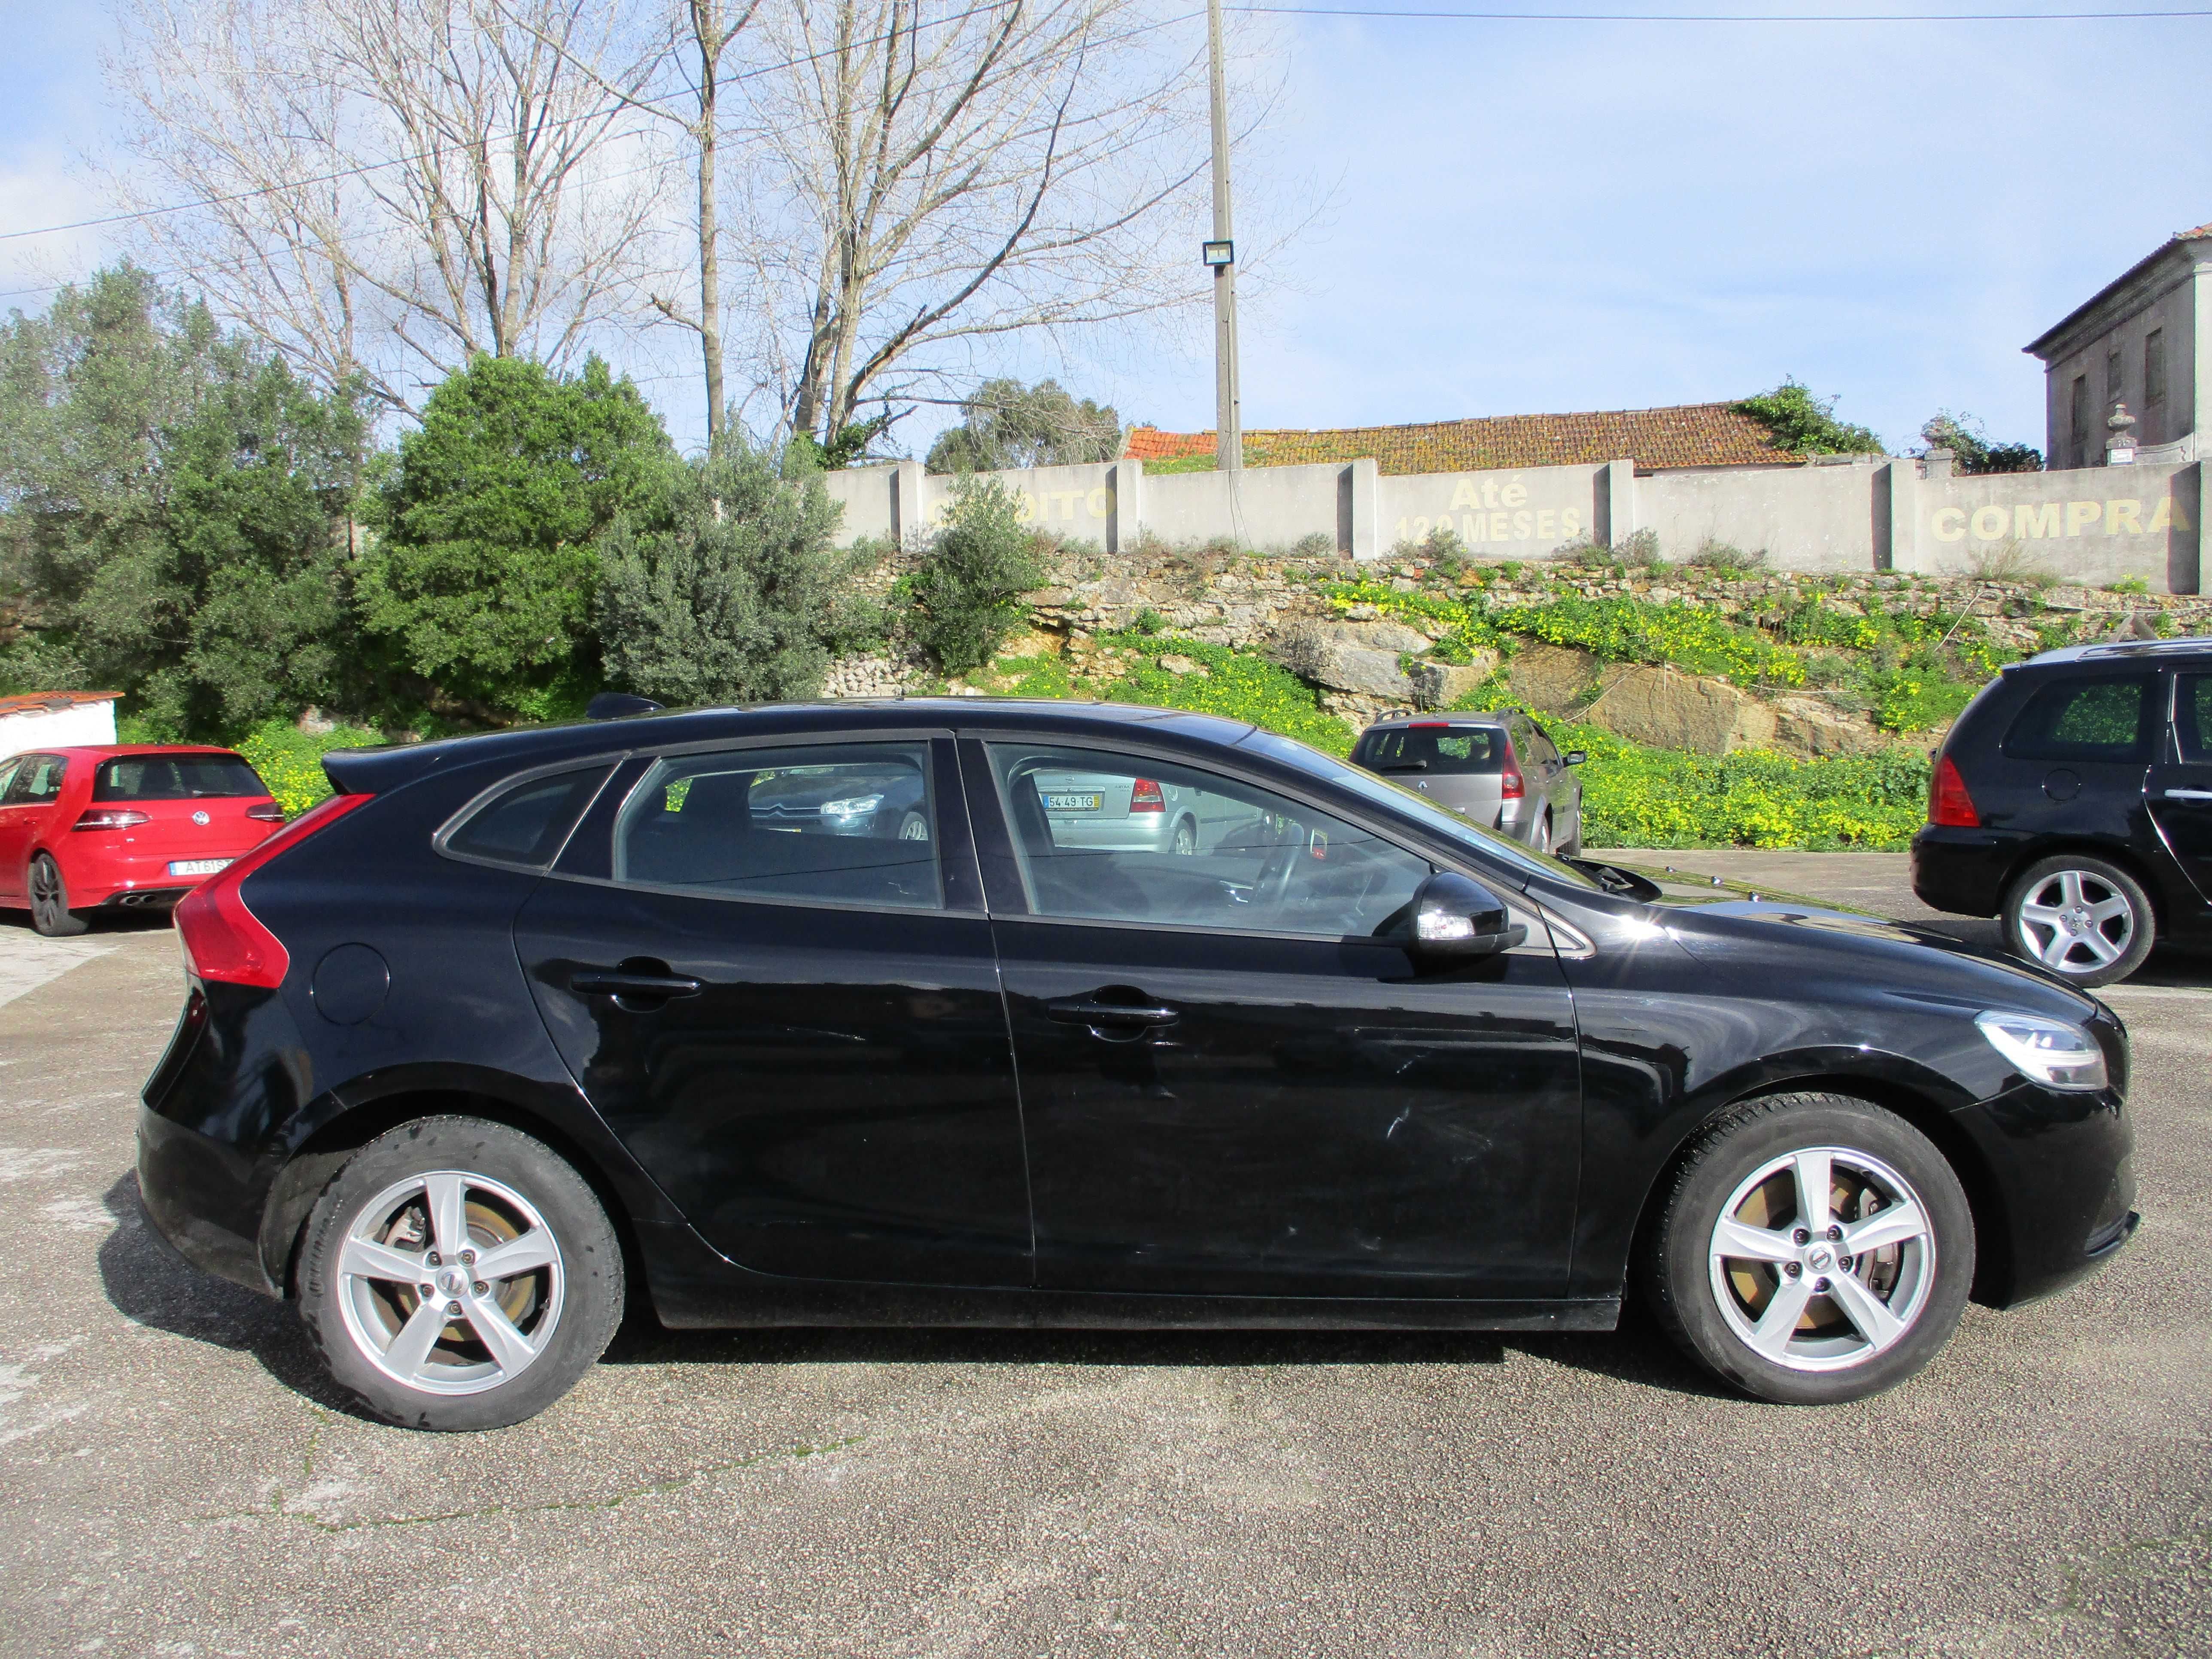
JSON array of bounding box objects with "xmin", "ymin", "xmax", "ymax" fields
[{"xmin": 1231, "ymin": 5, "xmax": 2209, "ymax": 17}]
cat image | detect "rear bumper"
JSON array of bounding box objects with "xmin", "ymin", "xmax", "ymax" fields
[
  {"xmin": 1910, "ymin": 826, "xmax": 2030, "ymax": 918},
  {"xmin": 61, "ymin": 843, "xmax": 260, "ymax": 907},
  {"xmin": 137, "ymin": 1106, "xmax": 277, "ymax": 1294}
]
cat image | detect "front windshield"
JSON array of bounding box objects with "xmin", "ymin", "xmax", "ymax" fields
[{"xmin": 1234, "ymin": 726, "xmax": 1600, "ymax": 890}]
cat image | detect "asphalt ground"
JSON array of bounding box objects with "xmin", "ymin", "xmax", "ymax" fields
[{"xmin": 2, "ymin": 855, "xmax": 2207, "ymax": 1659}]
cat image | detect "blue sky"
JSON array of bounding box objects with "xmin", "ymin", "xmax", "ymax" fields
[{"xmin": 3, "ymin": 3, "xmax": 2209, "ymax": 458}]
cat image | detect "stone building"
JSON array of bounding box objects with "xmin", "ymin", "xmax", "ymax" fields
[{"xmin": 2026, "ymin": 218, "xmax": 2210, "ymax": 470}]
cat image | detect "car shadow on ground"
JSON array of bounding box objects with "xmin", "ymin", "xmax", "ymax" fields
[{"xmin": 0, "ymin": 908, "xmax": 176, "ymax": 937}]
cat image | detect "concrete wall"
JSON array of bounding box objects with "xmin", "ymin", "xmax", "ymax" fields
[
  {"xmin": 0, "ymin": 700, "xmax": 117, "ymax": 763},
  {"xmin": 821, "ymin": 450, "xmax": 2209, "ymax": 592}
]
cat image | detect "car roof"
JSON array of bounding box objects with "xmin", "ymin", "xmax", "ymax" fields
[
  {"xmin": 2021, "ymin": 635, "xmax": 2212, "ymax": 668},
  {"xmin": 25, "ymin": 744, "xmax": 246, "ymax": 760},
  {"xmin": 1358, "ymin": 710, "xmax": 1517, "ymax": 732}
]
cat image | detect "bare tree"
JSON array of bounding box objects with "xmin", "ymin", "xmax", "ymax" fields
[
  {"xmin": 728, "ymin": 0, "xmax": 1216, "ymax": 451},
  {"xmin": 106, "ymin": 0, "xmax": 667, "ymax": 413}
]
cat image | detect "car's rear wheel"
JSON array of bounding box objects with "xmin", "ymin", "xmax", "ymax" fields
[
  {"xmin": 297, "ymin": 1115, "xmax": 623, "ymax": 1431},
  {"xmin": 27, "ymin": 854, "xmax": 89, "ymax": 937},
  {"xmin": 1171, "ymin": 815, "xmax": 1198, "ymax": 855},
  {"xmin": 2002, "ymin": 855, "xmax": 2154, "ymax": 987},
  {"xmin": 1641, "ymin": 1092, "xmax": 1972, "ymax": 1404},
  {"xmin": 1531, "ymin": 811, "xmax": 1553, "ymax": 855}
]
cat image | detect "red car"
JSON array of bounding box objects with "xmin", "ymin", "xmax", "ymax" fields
[{"xmin": 0, "ymin": 745, "xmax": 286, "ymax": 936}]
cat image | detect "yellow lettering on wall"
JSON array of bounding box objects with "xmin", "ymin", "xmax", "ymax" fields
[
  {"xmin": 1560, "ymin": 508, "xmax": 1581, "ymax": 538},
  {"xmin": 2066, "ymin": 500, "xmax": 2102, "ymax": 537},
  {"xmin": 1932, "ymin": 508, "xmax": 1967, "ymax": 543},
  {"xmin": 2107, "ymin": 499, "xmax": 2143, "ymax": 535},
  {"xmin": 1413, "ymin": 516, "xmax": 1431, "ymax": 538},
  {"xmin": 1537, "ymin": 508, "xmax": 1556, "ymax": 539},
  {"xmin": 1512, "ymin": 509, "xmax": 1533, "ymax": 539},
  {"xmin": 1491, "ymin": 511, "xmax": 1509, "ymax": 540},
  {"xmin": 2015, "ymin": 503, "xmax": 2060, "ymax": 539},
  {"xmin": 1501, "ymin": 483, "xmax": 1528, "ymax": 508},
  {"xmin": 1087, "ymin": 486, "xmax": 1113, "ymax": 517},
  {"xmin": 1466, "ymin": 512, "xmax": 1486, "ymax": 543},
  {"xmin": 1015, "ymin": 492, "xmax": 1036, "ymax": 524},
  {"xmin": 1969, "ymin": 505, "xmax": 2009, "ymax": 541},
  {"xmin": 2148, "ymin": 497, "xmax": 2171, "ymax": 533},
  {"xmin": 1449, "ymin": 480, "xmax": 1482, "ymax": 510}
]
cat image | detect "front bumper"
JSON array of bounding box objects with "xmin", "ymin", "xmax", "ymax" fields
[
  {"xmin": 1957, "ymin": 1078, "xmax": 2138, "ymax": 1307},
  {"xmin": 1911, "ymin": 826, "xmax": 2030, "ymax": 918}
]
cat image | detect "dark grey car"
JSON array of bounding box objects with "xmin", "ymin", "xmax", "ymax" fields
[{"xmin": 1351, "ymin": 710, "xmax": 1585, "ymax": 854}]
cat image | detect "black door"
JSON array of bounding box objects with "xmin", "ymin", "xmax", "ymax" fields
[
  {"xmin": 966, "ymin": 738, "xmax": 1583, "ymax": 1300},
  {"xmin": 2149, "ymin": 668, "xmax": 2212, "ymax": 907},
  {"xmin": 515, "ymin": 736, "xmax": 1032, "ymax": 1286}
]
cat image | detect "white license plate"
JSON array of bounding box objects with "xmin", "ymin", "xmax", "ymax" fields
[
  {"xmin": 167, "ymin": 858, "xmax": 233, "ymax": 877},
  {"xmin": 1042, "ymin": 792, "xmax": 1103, "ymax": 812}
]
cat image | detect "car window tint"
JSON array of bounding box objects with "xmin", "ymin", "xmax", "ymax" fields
[
  {"xmin": 446, "ymin": 766, "xmax": 613, "ymax": 868},
  {"xmin": 614, "ymin": 743, "xmax": 939, "ymax": 908},
  {"xmin": 986, "ymin": 743, "xmax": 1430, "ymax": 938},
  {"xmin": 2178, "ymin": 675, "xmax": 2212, "ymax": 762},
  {"xmin": 1354, "ymin": 726, "xmax": 1502, "ymax": 775},
  {"xmin": 92, "ymin": 753, "xmax": 267, "ymax": 801},
  {"xmin": 2004, "ymin": 675, "xmax": 2156, "ymax": 761},
  {"xmin": 0, "ymin": 759, "xmax": 18, "ymax": 798},
  {"xmin": 4, "ymin": 755, "xmax": 65, "ymax": 804}
]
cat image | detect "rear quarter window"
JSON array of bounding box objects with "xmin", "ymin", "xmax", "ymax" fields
[
  {"xmin": 443, "ymin": 765, "xmax": 615, "ymax": 869},
  {"xmin": 2001, "ymin": 674, "xmax": 2158, "ymax": 762}
]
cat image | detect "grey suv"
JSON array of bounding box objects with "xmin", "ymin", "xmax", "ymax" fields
[{"xmin": 1351, "ymin": 710, "xmax": 1586, "ymax": 854}]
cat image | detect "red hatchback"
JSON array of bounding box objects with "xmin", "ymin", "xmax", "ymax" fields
[{"xmin": 0, "ymin": 746, "xmax": 286, "ymax": 936}]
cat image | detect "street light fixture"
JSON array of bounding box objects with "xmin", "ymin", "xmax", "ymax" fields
[{"xmin": 1202, "ymin": 240, "xmax": 1234, "ymax": 268}]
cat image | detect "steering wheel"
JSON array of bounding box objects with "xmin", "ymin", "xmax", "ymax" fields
[{"xmin": 1251, "ymin": 838, "xmax": 1303, "ymax": 911}]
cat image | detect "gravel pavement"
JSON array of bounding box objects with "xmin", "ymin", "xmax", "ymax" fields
[{"xmin": 2, "ymin": 857, "xmax": 2207, "ymax": 1659}]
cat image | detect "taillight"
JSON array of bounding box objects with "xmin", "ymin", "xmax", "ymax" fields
[
  {"xmin": 246, "ymin": 801, "xmax": 286, "ymax": 823},
  {"xmin": 1130, "ymin": 778, "xmax": 1165, "ymax": 812},
  {"xmin": 173, "ymin": 792, "xmax": 373, "ymax": 988},
  {"xmin": 1499, "ymin": 743, "xmax": 1526, "ymax": 801},
  {"xmin": 1929, "ymin": 754, "xmax": 1979, "ymax": 827},
  {"xmin": 73, "ymin": 808, "xmax": 150, "ymax": 831}
]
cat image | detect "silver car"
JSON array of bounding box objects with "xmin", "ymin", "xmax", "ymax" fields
[
  {"xmin": 1028, "ymin": 766, "xmax": 1267, "ymax": 854},
  {"xmin": 1350, "ymin": 710, "xmax": 1586, "ymax": 855}
]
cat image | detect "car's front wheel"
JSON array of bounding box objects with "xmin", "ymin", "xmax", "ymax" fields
[
  {"xmin": 296, "ymin": 1115, "xmax": 624, "ymax": 1431},
  {"xmin": 1641, "ymin": 1092, "xmax": 1973, "ymax": 1404},
  {"xmin": 2002, "ymin": 855, "xmax": 2154, "ymax": 987},
  {"xmin": 28, "ymin": 854, "xmax": 89, "ymax": 937}
]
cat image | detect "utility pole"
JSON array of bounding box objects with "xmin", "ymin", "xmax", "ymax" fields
[{"xmin": 1205, "ymin": 0, "xmax": 1242, "ymax": 473}]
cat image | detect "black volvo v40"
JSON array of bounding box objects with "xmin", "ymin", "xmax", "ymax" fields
[{"xmin": 138, "ymin": 701, "xmax": 2137, "ymax": 1429}]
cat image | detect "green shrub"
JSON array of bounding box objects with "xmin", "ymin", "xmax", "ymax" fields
[
  {"xmin": 1865, "ymin": 669, "xmax": 1978, "ymax": 733},
  {"xmin": 904, "ymin": 478, "xmax": 1045, "ymax": 673},
  {"xmin": 232, "ymin": 720, "xmax": 383, "ymax": 815},
  {"xmin": 1492, "ymin": 593, "xmax": 1806, "ymax": 688}
]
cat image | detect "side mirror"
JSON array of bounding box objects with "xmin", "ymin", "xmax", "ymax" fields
[
  {"xmin": 1410, "ymin": 871, "xmax": 1527, "ymax": 962},
  {"xmin": 1562, "ymin": 750, "xmax": 1586, "ymax": 766}
]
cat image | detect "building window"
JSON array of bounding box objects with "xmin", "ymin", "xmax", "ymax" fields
[
  {"xmin": 2106, "ymin": 345, "xmax": 2124, "ymax": 406},
  {"xmin": 2146, "ymin": 329, "xmax": 2167, "ymax": 406},
  {"xmin": 2070, "ymin": 374, "xmax": 2089, "ymax": 465}
]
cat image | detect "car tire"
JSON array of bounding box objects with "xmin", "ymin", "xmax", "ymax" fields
[
  {"xmin": 1531, "ymin": 812, "xmax": 1553, "ymax": 855},
  {"xmin": 2001, "ymin": 855, "xmax": 2154, "ymax": 988},
  {"xmin": 1640, "ymin": 1092, "xmax": 1973, "ymax": 1405},
  {"xmin": 896, "ymin": 809, "xmax": 930, "ymax": 842},
  {"xmin": 296, "ymin": 1115, "xmax": 624, "ymax": 1431},
  {"xmin": 27, "ymin": 854, "xmax": 90, "ymax": 937},
  {"xmin": 1171, "ymin": 815, "xmax": 1198, "ymax": 856}
]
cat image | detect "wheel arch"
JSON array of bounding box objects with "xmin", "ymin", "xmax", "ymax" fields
[
  {"xmin": 257, "ymin": 1084, "xmax": 661, "ymax": 1315},
  {"xmin": 1999, "ymin": 838, "xmax": 2174, "ymax": 928},
  {"xmin": 1623, "ymin": 1075, "xmax": 2015, "ymax": 1308}
]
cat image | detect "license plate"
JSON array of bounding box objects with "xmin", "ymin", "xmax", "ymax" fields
[
  {"xmin": 1042, "ymin": 792, "xmax": 1103, "ymax": 812},
  {"xmin": 167, "ymin": 858, "xmax": 233, "ymax": 877}
]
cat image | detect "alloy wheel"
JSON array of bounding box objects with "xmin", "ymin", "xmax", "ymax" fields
[
  {"xmin": 2014, "ymin": 867, "xmax": 2134, "ymax": 974},
  {"xmin": 30, "ymin": 857, "xmax": 64, "ymax": 930},
  {"xmin": 1707, "ymin": 1145, "xmax": 1936, "ymax": 1373},
  {"xmin": 335, "ymin": 1170, "xmax": 566, "ymax": 1397}
]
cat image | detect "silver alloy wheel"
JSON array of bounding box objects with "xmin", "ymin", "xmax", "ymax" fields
[
  {"xmin": 1532, "ymin": 813, "xmax": 1551, "ymax": 854},
  {"xmin": 336, "ymin": 1170, "xmax": 566, "ymax": 1397},
  {"xmin": 1707, "ymin": 1145, "xmax": 1936, "ymax": 1373},
  {"xmin": 1172, "ymin": 816, "xmax": 1197, "ymax": 855},
  {"xmin": 29, "ymin": 857, "xmax": 66, "ymax": 930},
  {"xmin": 2014, "ymin": 867, "xmax": 2135, "ymax": 973},
  {"xmin": 897, "ymin": 810, "xmax": 930, "ymax": 842}
]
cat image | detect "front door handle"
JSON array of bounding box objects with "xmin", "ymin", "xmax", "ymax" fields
[
  {"xmin": 571, "ymin": 969, "xmax": 703, "ymax": 1000},
  {"xmin": 2163, "ymin": 788, "xmax": 2212, "ymax": 802},
  {"xmin": 1047, "ymin": 996, "xmax": 1179, "ymax": 1027}
]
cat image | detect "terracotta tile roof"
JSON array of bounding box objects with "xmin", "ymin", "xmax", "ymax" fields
[
  {"xmin": 0, "ymin": 690, "xmax": 122, "ymax": 717},
  {"xmin": 1123, "ymin": 401, "xmax": 1800, "ymax": 474},
  {"xmin": 2179, "ymin": 218, "xmax": 2212, "ymax": 240}
]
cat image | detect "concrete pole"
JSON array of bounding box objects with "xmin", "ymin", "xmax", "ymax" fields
[{"xmin": 1207, "ymin": 0, "xmax": 1242, "ymax": 474}]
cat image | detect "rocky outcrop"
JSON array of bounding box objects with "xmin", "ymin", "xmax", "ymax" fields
[
  {"xmin": 1504, "ymin": 644, "xmax": 1604, "ymax": 715},
  {"xmin": 1590, "ymin": 666, "xmax": 1776, "ymax": 756},
  {"xmin": 1771, "ymin": 693, "xmax": 1880, "ymax": 758},
  {"xmin": 1270, "ymin": 620, "xmax": 1428, "ymax": 701},
  {"xmin": 1409, "ymin": 652, "xmax": 1499, "ymax": 711}
]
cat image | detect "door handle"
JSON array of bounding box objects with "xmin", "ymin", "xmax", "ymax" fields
[
  {"xmin": 1047, "ymin": 996, "xmax": 1179, "ymax": 1027},
  {"xmin": 570, "ymin": 970, "xmax": 703, "ymax": 1000},
  {"xmin": 2162, "ymin": 788, "xmax": 2212, "ymax": 802}
]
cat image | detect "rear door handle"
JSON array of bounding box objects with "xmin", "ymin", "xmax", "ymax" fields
[
  {"xmin": 571, "ymin": 970, "xmax": 703, "ymax": 1000},
  {"xmin": 1047, "ymin": 997, "xmax": 1179, "ymax": 1027}
]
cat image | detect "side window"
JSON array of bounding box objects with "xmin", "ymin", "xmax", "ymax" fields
[
  {"xmin": 5, "ymin": 756, "xmax": 64, "ymax": 804},
  {"xmin": 444, "ymin": 765, "xmax": 614, "ymax": 869},
  {"xmin": 2003, "ymin": 675, "xmax": 2156, "ymax": 762},
  {"xmin": 0, "ymin": 758, "xmax": 19, "ymax": 799},
  {"xmin": 614, "ymin": 743, "xmax": 939, "ymax": 908},
  {"xmin": 2177, "ymin": 675, "xmax": 2212, "ymax": 763},
  {"xmin": 985, "ymin": 742, "xmax": 1430, "ymax": 939}
]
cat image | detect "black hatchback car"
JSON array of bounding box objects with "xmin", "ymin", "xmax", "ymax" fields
[
  {"xmin": 139, "ymin": 700, "xmax": 2137, "ymax": 1429},
  {"xmin": 1913, "ymin": 636, "xmax": 2212, "ymax": 987}
]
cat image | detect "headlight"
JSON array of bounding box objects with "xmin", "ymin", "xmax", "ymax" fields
[
  {"xmin": 820, "ymin": 793, "xmax": 884, "ymax": 826},
  {"xmin": 1975, "ymin": 1011, "xmax": 2109, "ymax": 1091}
]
